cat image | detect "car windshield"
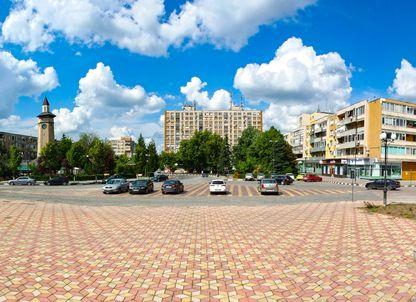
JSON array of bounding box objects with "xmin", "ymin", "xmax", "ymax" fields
[
  {"xmin": 258, "ymin": 173, "xmax": 264, "ymax": 176},
  {"xmin": 276, "ymin": 175, "xmax": 285, "ymax": 178},
  {"xmin": 107, "ymin": 179, "xmax": 121, "ymax": 184},
  {"xmin": 133, "ymin": 180, "xmax": 147, "ymax": 185},
  {"xmin": 211, "ymin": 180, "xmax": 224, "ymax": 185},
  {"xmin": 164, "ymin": 180, "xmax": 177, "ymax": 185},
  {"xmin": 262, "ymin": 179, "xmax": 276, "ymax": 184}
]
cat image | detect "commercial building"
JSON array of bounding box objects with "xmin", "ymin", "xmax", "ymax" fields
[
  {"xmin": 0, "ymin": 132, "xmax": 38, "ymax": 163},
  {"xmin": 286, "ymin": 98, "xmax": 416, "ymax": 180},
  {"xmin": 109, "ymin": 137, "xmax": 136, "ymax": 158},
  {"xmin": 164, "ymin": 102, "xmax": 263, "ymax": 152}
]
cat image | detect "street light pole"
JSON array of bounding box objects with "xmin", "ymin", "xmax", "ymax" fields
[{"xmin": 380, "ymin": 132, "xmax": 396, "ymax": 206}]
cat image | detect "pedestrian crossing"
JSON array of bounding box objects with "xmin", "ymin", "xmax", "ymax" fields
[{"xmin": 110, "ymin": 183, "xmax": 358, "ymax": 198}]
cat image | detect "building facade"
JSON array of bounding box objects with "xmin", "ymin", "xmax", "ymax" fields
[
  {"xmin": 164, "ymin": 103, "xmax": 263, "ymax": 152},
  {"xmin": 109, "ymin": 137, "xmax": 136, "ymax": 158},
  {"xmin": 0, "ymin": 132, "xmax": 37, "ymax": 163},
  {"xmin": 286, "ymin": 98, "xmax": 416, "ymax": 180},
  {"xmin": 37, "ymin": 97, "xmax": 55, "ymax": 157}
]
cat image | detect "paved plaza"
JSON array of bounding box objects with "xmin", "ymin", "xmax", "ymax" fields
[{"xmin": 1, "ymin": 191, "xmax": 416, "ymax": 301}]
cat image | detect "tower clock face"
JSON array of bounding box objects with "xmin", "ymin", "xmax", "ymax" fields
[{"xmin": 42, "ymin": 123, "xmax": 47, "ymax": 129}]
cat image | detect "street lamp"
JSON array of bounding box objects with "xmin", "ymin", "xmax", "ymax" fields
[{"xmin": 380, "ymin": 132, "xmax": 396, "ymax": 206}]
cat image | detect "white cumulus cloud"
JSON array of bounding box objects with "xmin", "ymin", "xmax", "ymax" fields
[
  {"xmin": 0, "ymin": 50, "xmax": 58, "ymax": 118},
  {"xmin": 180, "ymin": 76, "xmax": 231, "ymax": 110},
  {"xmin": 389, "ymin": 59, "xmax": 416, "ymax": 100},
  {"xmin": 53, "ymin": 62, "xmax": 165, "ymax": 136},
  {"xmin": 234, "ymin": 37, "xmax": 352, "ymax": 131},
  {"xmin": 1, "ymin": 0, "xmax": 315, "ymax": 56}
]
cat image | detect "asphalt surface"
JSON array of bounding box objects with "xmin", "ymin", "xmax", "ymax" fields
[{"xmin": 2, "ymin": 175, "xmax": 412, "ymax": 206}]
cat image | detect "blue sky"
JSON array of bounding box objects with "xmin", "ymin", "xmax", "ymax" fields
[{"xmin": 1, "ymin": 0, "xmax": 416, "ymax": 145}]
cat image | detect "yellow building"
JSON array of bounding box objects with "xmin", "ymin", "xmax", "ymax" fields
[{"xmin": 287, "ymin": 98, "xmax": 416, "ymax": 180}]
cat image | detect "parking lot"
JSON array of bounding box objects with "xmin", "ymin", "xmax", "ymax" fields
[{"xmin": 0, "ymin": 175, "xmax": 412, "ymax": 206}]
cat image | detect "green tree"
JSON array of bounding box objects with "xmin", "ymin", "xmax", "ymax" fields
[
  {"xmin": 232, "ymin": 127, "xmax": 260, "ymax": 173},
  {"xmin": 145, "ymin": 140, "xmax": 159, "ymax": 175},
  {"xmin": 0, "ymin": 142, "xmax": 10, "ymax": 178},
  {"xmin": 8, "ymin": 146, "xmax": 22, "ymax": 178},
  {"xmin": 159, "ymin": 151, "xmax": 177, "ymax": 172},
  {"xmin": 134, "ymin": 134, "xmax": 147, "ymax": 175},
  {"xmin": 88, "ymin": 140, "xmax": 115, "ymax": 174},
  {"xmin": 38, "ymin": 141, "xmax": 61, "ymax": 174},
  {"xmin": 67, "ymin": 141, "xmax": 87, "ymax": 171},
  {"xmin": 218, "ymin": 136, "xmax": 232, "ymax": 174},
  {"xmin": 115, "ymin": 154, "xmax": 135, "ymax": 175}
]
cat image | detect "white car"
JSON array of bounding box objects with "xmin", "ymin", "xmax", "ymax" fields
[
  {"xmin": 245, "ymin": 173, "xmax": 255, "ymax": 181},
  {"xmin": 209, "ymin": 179, "xmax": 227, "ymax": 194}
]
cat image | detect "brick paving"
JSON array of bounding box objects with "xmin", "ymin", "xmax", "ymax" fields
[{"xmin": 0, "ymin": 200, "xmax": 416, "ymax": 301}]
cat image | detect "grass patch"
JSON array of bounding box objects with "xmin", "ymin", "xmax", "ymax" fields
[{"xmin": 362, "ymin": 202, "xmax": 416, "ymax": 220}]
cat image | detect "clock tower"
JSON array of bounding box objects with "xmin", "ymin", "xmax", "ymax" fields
[{"xmin": 37, "ymin": 97, "xmax": 56, "ymax": 157}]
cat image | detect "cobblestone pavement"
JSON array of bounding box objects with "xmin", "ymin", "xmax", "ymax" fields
[{"xmin": 1, "ymin": 200, "xmax": 416, "ymax": 301}]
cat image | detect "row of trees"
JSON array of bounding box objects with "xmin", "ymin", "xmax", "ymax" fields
[
  {"xmin": 158, "ymin": 126, "xmax": 297, "ymax": 175},
  {"xmin": 31, "ymin": 133, "xmax": 160, "ymax": 179},
  {"xmin": 2, "ymin": 126, "xmax": 296, "ymax": 179}
]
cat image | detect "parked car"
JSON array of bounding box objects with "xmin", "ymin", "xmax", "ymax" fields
[
  {"xmin": 286, "ymin": 173, "xmax": 295, "ymax": 182},
  {"xmin": 129, "ymin": 179, "xmax": 154, "ymax": 194},
  {"xmin": 8, "ymin": 176, "xmax": 36, "ymax": 186},
  {"xmin": 103, "ymin": 174, "xmax": 125, "ymax": 184},
  {"xmin": 258, "ymin": 178, "xmax": 279, "ymax": 195},
  {"xmin": 201, "ymin": 171, "xmax": 209, "ymax": 177},
  {"xmin": 151, "ymin": 174, "xmax": 169, "ymax": 182},
  {"xmin": 102, "ymin": 178, "xmax": 129, "ymax": 194},
  {"xmin": 256, "ymin": 173, "xmax": 265, "ymax": 181},
  {"xmin": 174, "ymin": 168, "xmax": 186, "ymax": 174},
  {"xmin": 270, "ymin": 173, "xmax": 279, "ymax": 179},
  {"xmin": 245, "ymin": 173, "xmax": 255, "ymax": 181},
  {"xmin": 44, "ymin": 176, "xmax": 69, "ymax": 186},
  {"xmin": 365, "ymin": 179, "xmax": 401, "ymax": 190},
  {"xmin": 296, "ymin": 174, "xmax": 305, "ymax": 181},
  {"xmin": 209, "ymin": 179, "xmax": 227, "ymax": 194},
  {"xmin": 161, "ymin": 179, "xmax": 184, "ymax": 194},
  {"xmin": 303, "ymin": 173, "xmax": 322, "ymax": 182},
  {"xmin": 275, "ymin": 175, "xmax": 292, "ymax": 185}
]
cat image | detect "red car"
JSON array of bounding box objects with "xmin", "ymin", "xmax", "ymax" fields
[{"xmin": 303, "ymin": 173, "xmax": 322, "ymax": 182}]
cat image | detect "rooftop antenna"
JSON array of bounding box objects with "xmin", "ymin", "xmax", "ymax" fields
[{"xmin": 317, "ymin": 104, "xmax": 321, "ymax": 113}]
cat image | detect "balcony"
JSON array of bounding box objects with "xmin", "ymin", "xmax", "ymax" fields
[
  {"xmin": 310, "ymin": 146, "xmax": 325, "ymax": 153},
  {"xmin": 337, "ymin": 140, "xmax": 363, "ymax": 150},
  {"xmin": 310, "ymin": 136, "xmax": 326, "ymax": 143},
  {"xmin": 337, "ymin": 114, "xmax": 364, "ymax": 126},
  {"xmin": 336, "ymin": 127, "xmax": 365, "ymax": 138}
]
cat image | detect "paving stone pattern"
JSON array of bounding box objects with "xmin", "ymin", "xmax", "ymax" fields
[{"xmin": 0, "ymin": 201, "xmax": 415, "ymax": 301}]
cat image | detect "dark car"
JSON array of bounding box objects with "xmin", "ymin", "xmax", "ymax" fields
[
  {"xmin": 44, "ymin": 176, "xmax": 69, "ymax": 186},
  {"xmin": 275, "ymin": 175, "xmax": 292, "ymax": 185},
  {"xmin": 161, "ymin": 179, "xmax": 184, "ymax": 194},
  {"xmin": 201, "ymin": 171, "xmax": 209, "ymax": 178},
  {"xmin": 129, "ymin": 179, "xmax": 154, "ymax": 194},
  {"xmin": 365, "ymin": 179, "xmax": 401, "ymax": 190},
  {"xmin": 303, "ymin": 173, "xmax": 322, "ymax": 182},
  {"xmin": 103, "ymin": 174, "xmax": 125, "ymax": 184},
  {"xmin": 151, "ymin": 174, "xmax": 169, "ymax": 182}
]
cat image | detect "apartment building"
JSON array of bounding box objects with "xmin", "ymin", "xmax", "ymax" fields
[
  {"xmin": 164, "ymin": 103, "xmax": 263, "ymax": 152},
  {"xmin": 287, "ymin": 98, "xmax": 416, "ymax": 180},
  {"xmin": 0, "ymin": 132, "xmax": 38, "ymax": 164},
  {"xmin": 109, "ymin": 137, "xmax": 136, "ymax": 158}
]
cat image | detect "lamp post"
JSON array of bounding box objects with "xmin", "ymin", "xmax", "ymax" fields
[{"xmin": 380, "ymin": 132, "xmax": 396, "ymax": 206}]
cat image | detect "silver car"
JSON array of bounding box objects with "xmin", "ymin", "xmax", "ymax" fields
[
  {"xmin": 8, "ymin": 176, "xmax": 36, "ymax": 186},
  {"xmin": 258, "ymin": 178, "xmax": 279, "ymax": 195},
  {"xmin": 102, "ymin": 179, "xmax": 129, "ymax": 194}
]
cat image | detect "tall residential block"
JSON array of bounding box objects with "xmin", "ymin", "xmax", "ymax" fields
[
  {"xmin": 164, "ymin": 103, "xmax": 263, "ymax": 152},
  {"xmin": 37, "ymin": 97, "xmax": 55, "ymax": 157},
  {"xmin": 109, "ymin": 137, "xmax": 136, "ymax": 158}
]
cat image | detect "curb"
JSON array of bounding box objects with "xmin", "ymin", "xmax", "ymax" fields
[{"xmin": 323, "ymin": 180, "xmax": 416, "ymax": 188}]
